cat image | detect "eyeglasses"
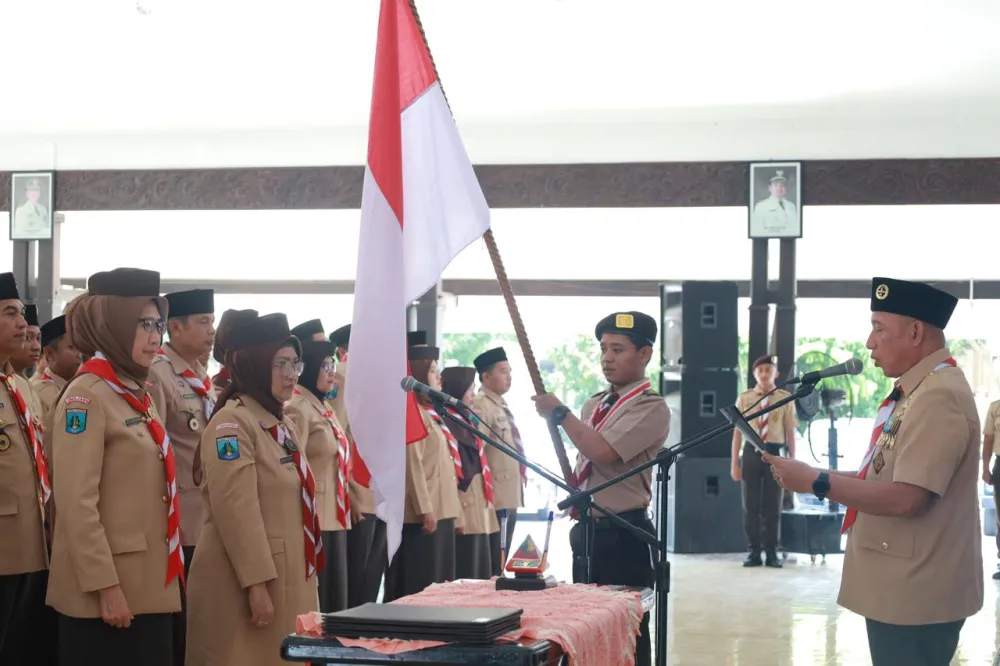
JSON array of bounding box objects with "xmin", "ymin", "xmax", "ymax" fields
[
  {"xmin": 138, "ymin": 318, "xmax": 166, "ymax": 335},
  {"xmin": 319, "ymin": 361, "xmax": 337, "ymax": 373},
  {"xmin": 274, "ymin": 359, "xmax": 304, "ymax": 377}
]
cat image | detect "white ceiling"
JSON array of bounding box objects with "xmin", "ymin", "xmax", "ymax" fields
[{"xmin": 4, "ymin": 0, "xmax": 1000, "ymax": 136}]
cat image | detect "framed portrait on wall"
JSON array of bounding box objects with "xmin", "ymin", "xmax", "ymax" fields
[
  {"xmin": 9, "ymin": 171, "xmax": 55, "ymax": 241},
  {"xmin": 748, "ymin": 162, "xmax": 802, "ymax": 239}
]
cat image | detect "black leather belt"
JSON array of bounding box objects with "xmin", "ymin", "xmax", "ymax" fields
[
  {"xmin": 747, "ymin": 443, "xmax": 784, "ymax": 455},
  {"xmin": 592, "ymin": 509, "xmax": 650, "ymax": 526}
]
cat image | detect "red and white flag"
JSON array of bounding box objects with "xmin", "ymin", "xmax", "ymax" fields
[{"xmin": 346, "ymin": 0, "xmax": 491, "ymax": 561}]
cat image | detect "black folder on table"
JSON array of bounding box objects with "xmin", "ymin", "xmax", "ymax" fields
[{"xmin": 322, "ymin": 603, "xmax": 523, "ymax": 643}]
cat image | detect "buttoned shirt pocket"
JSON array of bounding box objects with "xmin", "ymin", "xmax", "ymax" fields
[
  {"xmin": 856, "ymin": 528, "xmax": 915, "ymax": 560},
  {"xmin": 0, "ymin": 491, "xmax": 16, "ymax": 516}
]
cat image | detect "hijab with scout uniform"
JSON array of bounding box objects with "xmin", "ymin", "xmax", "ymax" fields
[
  {"xmin": 299, "ymin": 339, "xmax": 336, "ymax": 403},
  {"xmin": 211, "ymin": 308, "xmax": 259, "ymax": 391},
  {"xmin": 440, "ymin": 366, "xmax": 483, "ymax": 492}
]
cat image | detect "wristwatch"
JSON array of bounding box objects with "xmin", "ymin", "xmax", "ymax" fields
[
  {"xmin": 812, "ymin": 472, "xmax": 831, "ymax": 501},
  {"xmin": 551, "ymin": 405, "xmax": 571, "ymax": 426}
]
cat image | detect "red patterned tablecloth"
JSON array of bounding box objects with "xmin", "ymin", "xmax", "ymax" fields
[{"xmin": 296, "ymin": 580, "xmax": 644, "ymax": 666}]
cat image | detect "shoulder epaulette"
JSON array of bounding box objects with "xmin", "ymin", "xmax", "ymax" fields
[
  {"xmin": 590, "ymin": 390, "xmax": 607, "ymax": 399},
  {"xmin": 642, "ymin": 388, "xmax": 660, "ymax": 397}
]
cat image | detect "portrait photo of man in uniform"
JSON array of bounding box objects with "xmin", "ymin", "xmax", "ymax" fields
[
  {"xmin": 749, "ymin": 162, "xmax": 801, "ymax": 239},
  {"xmin": 9, "ymin": 172, "xmax": 54, "ymax": 241}
]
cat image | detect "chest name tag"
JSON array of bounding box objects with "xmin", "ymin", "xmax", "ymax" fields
[
  {"xmin": 182, "ymin": 393, "xmax": 198, "ymax": 400},
  {"xmin": 279, "ymin": 455, "xmax": 294, "ymax": 464},
  {"xmin": 124, "ymin": 416, "xmax": 143, "ymax": 427},
  {"xmin": 66, "ymin": 409, "xmax": 88, "ymax": 434}
]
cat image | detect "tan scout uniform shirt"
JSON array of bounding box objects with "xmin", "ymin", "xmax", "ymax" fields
[
  {"xmin": 31, "ymin": 371, "xmax": 67, "ymax": 448},
  {"xmin": 0, "ymin": 372, "xmax": 49, "ymax": 576},
  {"xmin": 471, "ymin": 388, "xmax": 523, "ymax": 510},
  {"xmin": 736, "ymin": 388, "xmax": 796, "ymax": 443},
  {"xmin": 982, "ymin": 399, "xmax": 1000, "ymax": 443},
  {"xmin": 838, "ymin": 348, "xmax": 984, "ymax": 625},
  {"xmin": 186, "ymin": 395, "xmax": 319, "ymax": 666},
  {"xmin": 46, "ymin": 373, "xmax": 182, "ymax": 618},
  {"xmin": 148, "ymin": 345, "xmax": 214, "ymax": 547},
  {"xmin": 404, "ymin": 407, "xmax": 462, "ymax": 525},
  {"xmin": 286, "ymin": 387, "xmax": 350, "ymax": 532},
  {"xmin": 580, "ymin": 379, "xmax": 670, "ymax": 515},
  {"xmin": 331, "ymin": 361, "xmax": 376, "ymax": 515}
]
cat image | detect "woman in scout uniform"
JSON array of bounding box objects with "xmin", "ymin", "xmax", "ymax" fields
[
  {"xmin": 210, "ymin": 308, "xmax": 259, "ymax": 392},
  {"xmin": 284, "ymin": 339, "xmax": 351, "ymax": 612},
  {"xmin": 767, "ymin": 277, "xmax": 982, "ymax": 666},
  {"xmin": 532, "ymin": 311, "xmax": 669, "ymax": 666},
  {"xmin": 440, "ymin": 367, "xmax": 498, "ymax": 579},
  {"xmin": 46, "ymin": 268, "xmax": 182, "ymax": 666},
  {"xmin": 185, "ymin": 313, "xmax": 320, "ymax": 666},
  {"xmin": 383, "ymin": 332, "xmax": 462, "ymax": 601}
]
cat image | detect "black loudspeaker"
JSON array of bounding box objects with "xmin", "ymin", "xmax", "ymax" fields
[
  {"xmin": 660, "ymin": 281, "xmax": 739, "ymax": 458},
  {"xmin": 664, "ymin": 457, "xmax": 746, "ymax": 553}
]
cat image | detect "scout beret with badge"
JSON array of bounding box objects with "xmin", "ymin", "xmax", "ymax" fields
[
  {"xmin": 41, "ymin": 315, "xmax": 67, "ymax": 348},
  {"xmin": 291, "ymin": 318, "xmax": 324, "ymax": 341},
  {"xmin": 752, "ymin": 354, "xmax": 776, "ymax": 370},
  {"xmin": 595, "ymin": 311, "xmax": 658, "ymax": 348},
  {"xmin": 474, "ymin": 347, "xmax": 507, "ymax": 373},
  {"xmin": 165, "ymin": 289, "xmax": 215, "ymax": 318},
  {"xmin": 408, "ymin": 330, "xmax": 439, "ymax": 361},
  {"xmin": 87, "ymin": 267, "xmax": 160, "ymax": 297},
  {"xmin": 870, "ymin": 277, "xmax": 958, "ymax": 330},
  {"xmin": 24, "ymin": 304, "xmax": 38, "ymax": 327},
  {"xmin": 329, "ymin": 323, "xmax": 351, "ymax": 349}
]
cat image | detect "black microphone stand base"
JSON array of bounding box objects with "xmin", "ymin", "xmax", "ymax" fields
[{"xmin": 495, "ymin": 574, "xmax": 557, "ymax": 591}]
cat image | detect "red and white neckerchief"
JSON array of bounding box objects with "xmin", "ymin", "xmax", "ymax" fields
[
  {"xmin": 1, "ymin": 370, "xmax": 50, "ymax": 504},
  {"xmin": 446, "ymin": 407, "xmax": 494, "ymax": 508},
  {"xmin": 80, "ymin": 353, "xmax": 183, "ymax": 586},
  {"xmin": 503, "ymin": 407, "xmax": 528, "ymax": 484},
  {"xmin": 422, "ymin": 405, "xmax": 464, "ymax": 480},
  {"xmin": 574, "ymin": 379, "xmax": 652, "ymax": 489},
  {"xmin": 322, "ymin": 407, "xmax": 352, "ymax": 530},
  {"xmin": 842, "ymin": 357, "xmax": 957, "ymax": 534},
  {"xmin": 39, "ymin": 369, "xmax": 59, "ymax": 387},
  {"xmin": 757, "ymin": 396, "xmax": 769, "ymax": 442},
  {"xmin": 157, "ymin": 347, "xmax": 215, "ymax": 420},
  {"xmin": 264, "ymin": 421, "xmax": 324, "ymax": 578}
]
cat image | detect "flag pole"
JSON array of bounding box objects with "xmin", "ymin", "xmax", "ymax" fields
[{"xmin": 406, "ymin": 0, "xmax": 576, "ymax": 486}]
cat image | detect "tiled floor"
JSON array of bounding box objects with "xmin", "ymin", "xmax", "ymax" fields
[{"xmin": 509, "ymin": 517, "xmax": 1000, "ymax": 665}]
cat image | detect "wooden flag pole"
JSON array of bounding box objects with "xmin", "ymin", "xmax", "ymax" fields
[{"xmin": 406, "ymin": 0, "xmax": 576, "ymax": 486}]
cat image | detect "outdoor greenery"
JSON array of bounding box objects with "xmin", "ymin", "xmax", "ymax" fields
[{"xmin": 444, "ymin": 332, "xmax": 987, "ymax": 420}]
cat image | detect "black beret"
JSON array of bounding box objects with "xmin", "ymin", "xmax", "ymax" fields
[
  {"xmin": 408, "ymin": 345, "xmax": 439, "ymax": 362},
  {"xmin": 165, "ymin": 289, "xmax": 214, "ymax": 318},
  {"xmin": 228, "ymin": 313, "xmax": 292, "ymax": 352},
  {"xmin": 870, "ymin": 277, "xmax": 958, "ymax": 330},
  {"xmin": 0, "ymin": 272, "xmax": 21, "ymax": 301},
  {"xmin": 24, "ymin": 304, "xmax": 38, "ymax": 327},
  {"xmin": 474, "ymin": 347, "xmax": 507, "ymax": 373},
  {"xmin": 329, "ymin": 324, "xmax": 351, "ymax": 348},
  {"xmin": 291, "ymin": 319, "xmax": 324, "ymax": 340},
  {"xmin": 41, "ymin": 315, "xmax": 66, "ymax": 347},
  {"xmin": 752, "ymin": 355, "xmax": 776, "ymax": 370},
  {"xmin": 88, "ymin": 268, "xmax": 160, "ymax": 297},
  {"xmin": 595, "ymin": 311, "xmax": 658, "ymax": 348},
  {"xmin": 300, "ymin": 339, "xmax": 335, "ymax": 363},
  {"xmin": 407, "ymin": 331, "xmax": 427, "ymax": 347}
]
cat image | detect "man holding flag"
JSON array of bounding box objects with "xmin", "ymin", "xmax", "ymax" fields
[{"xmin": 346, "ymin": 0, "xmax": 491, "ymax": 566}]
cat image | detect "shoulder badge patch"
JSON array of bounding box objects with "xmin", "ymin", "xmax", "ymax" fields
[
  {"xmin": 64, "ymin": 395, "xmax": 91, "ymax": 406},
  {"xmin": 215, "ymin": 422, "xmax": 239, "ymax": 431},
  {"xmin": 66, "ymin": 409, "xmax": 88, "ymax": 434},
  {"xmin": 217, "ymin": 436, "xmax": 240, "ymax": 461}
]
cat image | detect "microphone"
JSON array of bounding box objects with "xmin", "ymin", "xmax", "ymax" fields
[
  {"xmin": 787, "ymin": 357, "xmax": 864, "ymax": 385},
  {"xmin": 400, "ymin": 376, "xmax": 464, "ymax": 409}
]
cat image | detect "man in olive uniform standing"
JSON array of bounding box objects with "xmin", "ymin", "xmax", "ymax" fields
[
  {"xmin": 731, "ymin": 354, "xmax": 797, "ymax": 568},
  {"xmin": 768, "ymin": 277, "xmax": 983, "ymax": 666},
  {"xmin": 12, "ymin": 304, "xmax": 42, "ymax": 378},
  {"xmin": 472, "ymin": 347, "xmax": 525, "ymax": 576},
  {"xmin": 0, "ymin": 273, "xmax": 56, "ymax": 665},
  {"xmin": 13, "ymin": 179, "xmax": 48, "ymax": 234},
  {"xmin": 533, "ymin": 311, "xmax": 669, "ymax": 666},
  {"xmin": 147, "ymin": 289, "xmax": 216, "ymax": 666}
]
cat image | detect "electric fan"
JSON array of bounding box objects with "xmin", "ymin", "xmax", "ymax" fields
[{"xmin": 790, "ymin": 351, "xmax": 857, "ymax": 465}]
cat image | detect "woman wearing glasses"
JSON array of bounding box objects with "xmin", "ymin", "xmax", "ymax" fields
[
  {"xmin": 46, "ymin": 268, "xmax": 182, "ymax": 666},
  {"xmin": 285, "ymin": 339, "xmax": 351, "ymax": 612},
  {"xmin": 185, "ymin": 313, "xmax": 320, "ymax": 666}
]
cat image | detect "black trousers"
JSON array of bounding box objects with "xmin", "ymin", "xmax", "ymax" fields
[
  {"xmin": 172, "ymin": 545, "xmax": 195, "ymax": 666},
  {"xmin": 570, "ymin": 513, "xmax": 654, "ymax": 666},
  {"xmin": 0, "ymin": 570, "xmax": 57, "ymax": 666},
  {"xmin": 384, "ymin": 519, "xmax": 456, "ymax": 602},
  {"xmin": 866, "ymin": 618, "xmax": 964, "ymax": 666},
  {"xmin": 59, "ymin": 612, "xmax": 173, "ymax": 666},
  {"xmin": 741, "ymin": 446, "xmax": 782, "ymax": 554},
  {"xmin": 318, "ymin": 530, "xmax": 350, "ymax": 613},
  {"xmin": 488, "ymin": 509, "xmax": 518, "ymax": 576},
  {"xmin": 346, "ymin": 515, "xmax": 389, "ymax": 606}
]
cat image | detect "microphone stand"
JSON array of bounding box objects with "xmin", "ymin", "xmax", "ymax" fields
[
  {"xmin": 432, "ymin": 397, "xmax": 661, "ymax": 585},
  {"xmin": 555, "ymin": 382, "xmax": 816, "ymax": 666}
]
